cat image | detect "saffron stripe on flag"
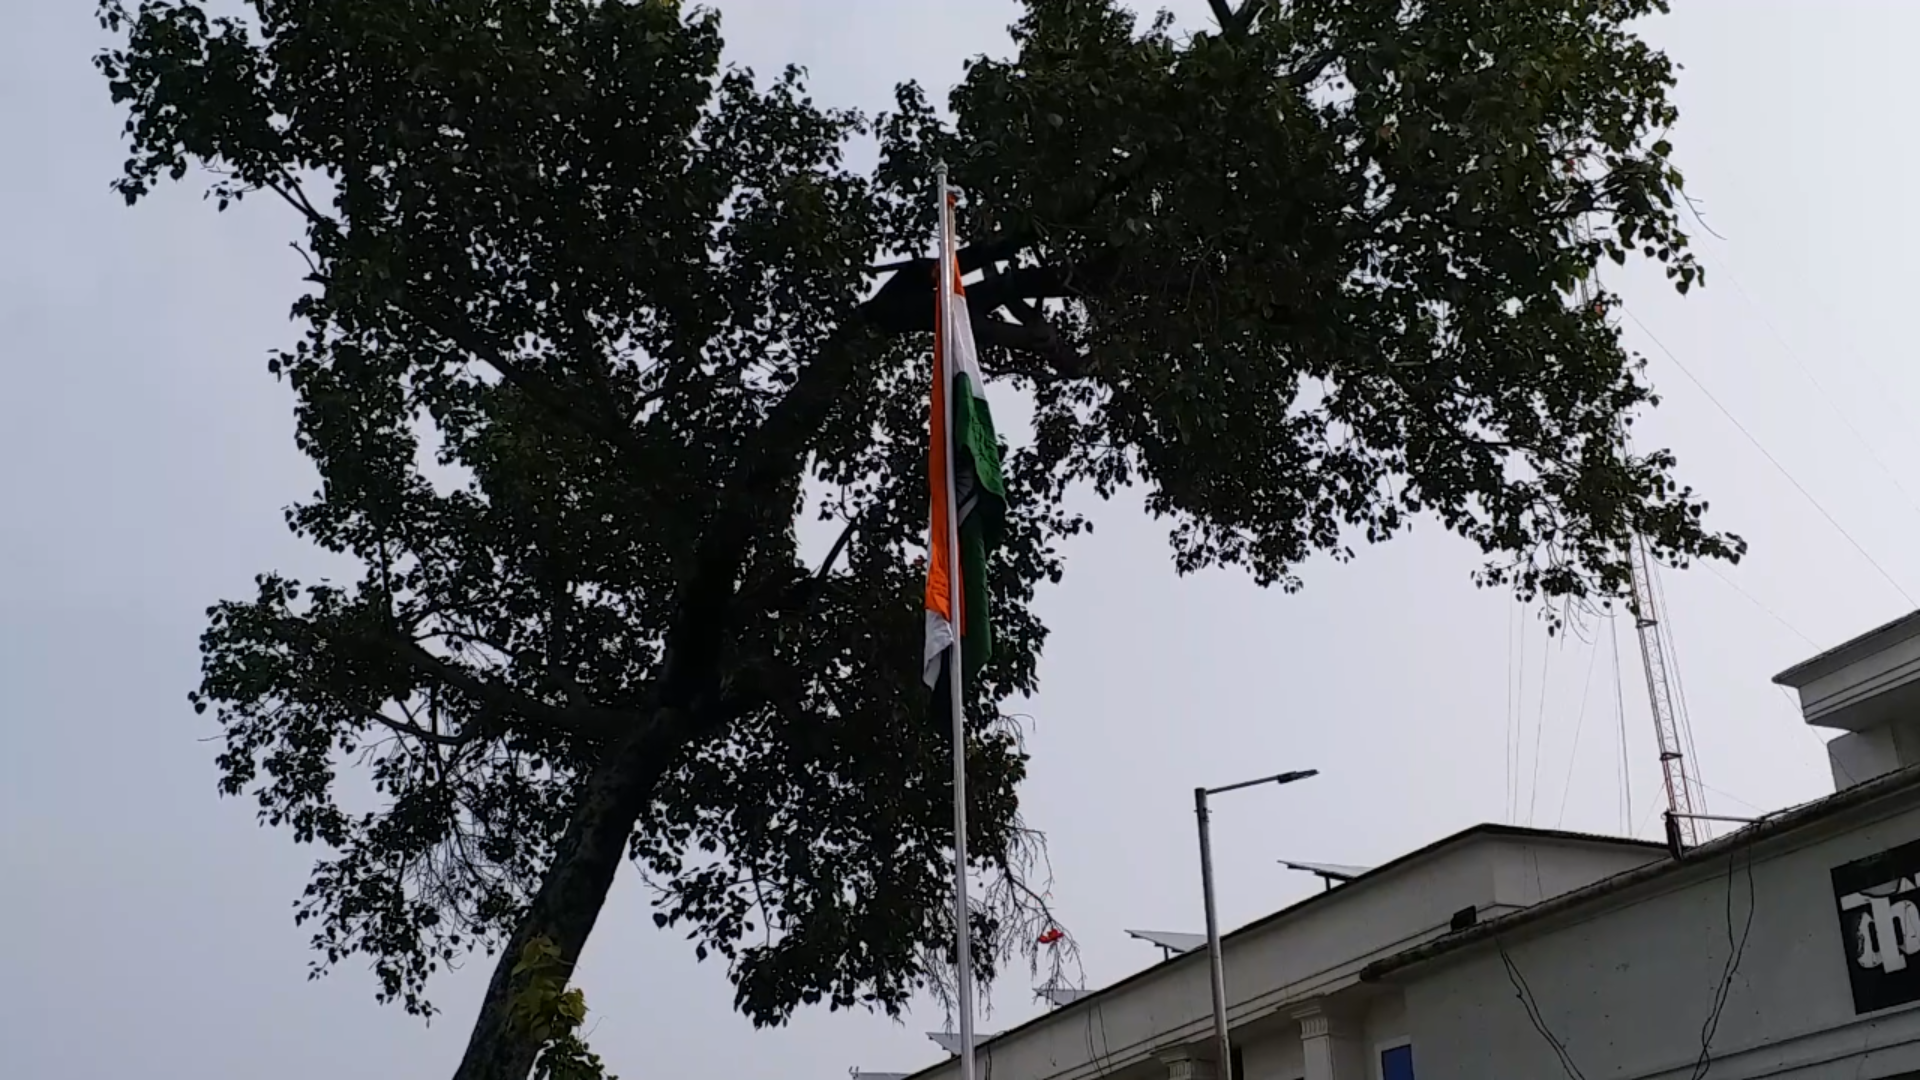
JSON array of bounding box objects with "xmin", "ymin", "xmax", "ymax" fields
[{"xmin": 924, "ymin": 211, "xmax": 1007, "ymax": 692}]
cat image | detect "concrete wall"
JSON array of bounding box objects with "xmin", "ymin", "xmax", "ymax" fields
[
  {"xmin": 1238, "ymin": 1022, "xmax": 1306, "ymax": 1080},
  {"xmin": 1401, "ymin": 804, "xmax": 1920, "ymax": 1080},
  {"xmin": 1490, "ymin": 838, "xmax": 1661, "ymax": 912},
  {"xmin": 1363, "ymin": 992, "xmax": 1410, "ymax": 1077}
]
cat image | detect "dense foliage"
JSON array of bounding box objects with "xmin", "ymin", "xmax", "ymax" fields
[{"xmin": 96, "ymin": 0, "xmax": 1737, "ymax": 1076}]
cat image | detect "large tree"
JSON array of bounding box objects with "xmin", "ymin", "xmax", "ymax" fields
[{"xmin": 96, "ymin": 0, "xmax": 1736, "ymax": 1076}]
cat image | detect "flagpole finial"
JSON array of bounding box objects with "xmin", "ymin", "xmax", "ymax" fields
[{"xmin": 934, "ymin": 159, "xmax": 949, "ymax": 185}]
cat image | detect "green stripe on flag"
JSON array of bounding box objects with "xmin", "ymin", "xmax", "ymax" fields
[{"xmin": 951, "ymin": 370, "xmax": 1005, "ymax": 680}]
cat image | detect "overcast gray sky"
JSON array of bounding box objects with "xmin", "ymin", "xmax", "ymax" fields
[{"xmin": 3, "ymin": 1, "xmax": 1913, "ymax": 1077}]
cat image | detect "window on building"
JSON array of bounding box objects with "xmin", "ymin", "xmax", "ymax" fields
[{"xmin": 1380, "ymin": 1043, "xmax": 1415, "ymax": 1080}]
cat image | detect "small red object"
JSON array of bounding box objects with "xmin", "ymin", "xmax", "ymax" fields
[{"xmin": 1037, "ymin": 927, "xmax": 1063, "ymax": 945}]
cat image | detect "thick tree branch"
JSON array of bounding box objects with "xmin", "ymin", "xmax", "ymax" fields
[
  {"xmin": 972, "ymin": 263, "xmax": 1095, "ymax": 311},
  {"xmin": 266, "ymin": 612, "xmax": 618, "ymax": 747},
  {"xmin": 1234, "ymin": 0, "xmax": 1269, "ymax": 34},
  {"xmin": 1289, "ymin": 48, "xmax": 1340, "ymax": 88},
  {"xmin": 377, "ymin": 636, "xmax": 633, "ymax": 745},
  {"xmin": 1207, "ymin": 0, "xmax": 1266, "ymax": 36},
  {"xmin": 973, "ymin": 316, "xmax": 1087, "ymax": 380},
  {"xmin": 870, "ymin": 230, "xmax": 1031, "ymax": 278},
  {"xmin": 866, "ymin": 252, "xmax": 1084, "ymax": 361}
]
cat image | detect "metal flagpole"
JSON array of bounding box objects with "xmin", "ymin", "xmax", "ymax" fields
[{"xmin": 934, "ymin": 161, "xmax": 980, "ymax": 1080}]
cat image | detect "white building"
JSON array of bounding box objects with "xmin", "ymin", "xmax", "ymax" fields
[{"xmin": 888, "ymin": 611, "xmax": 1920, "ymax": 1080}]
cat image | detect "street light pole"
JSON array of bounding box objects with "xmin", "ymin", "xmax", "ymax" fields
[
  {"xmin": 1195, "ymin": 769, "xmax": 1319, "ymax": 1080},
  {"xmin": 1195, "ymin": 785, "xmax": 1233, "ymax": 1080}
]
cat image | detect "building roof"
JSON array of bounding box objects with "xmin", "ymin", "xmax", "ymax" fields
[
  {"xmin": 1773, "ymin": 609, "xmax": 1920, "ymax": 688},
  {"xmin": 1359, "ymin": 763, "xmax": 1920, "ymax": 983},
  {"xmin": 900, "ymin": 823, "xmax": 1660, "ymax": 1078}
]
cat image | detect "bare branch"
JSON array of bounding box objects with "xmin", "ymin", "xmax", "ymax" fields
[
  {"xmin": 263, "ymin": 175, "xmax": 341, "ymax": 236},
  {"xmin": 362, "ymin": 703, "xmax": 472, "ymax": 747},
  {"xmin": 288, "ymin": 240, "xmax": 321, "ymax": 278},
  {"xmin": 813, "ymin": 516, "xmax": 859, "ymax": 581}
]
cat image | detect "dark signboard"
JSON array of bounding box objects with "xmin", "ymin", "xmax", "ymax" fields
[{"xmin": 1833, "ymin": 837, "xmax": 1920, "ymax": 1014}]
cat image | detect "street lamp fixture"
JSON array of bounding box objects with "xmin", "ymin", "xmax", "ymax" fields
[{"xmin": 1195, "ymin": 768, "xmax": 1320, "ymax": 1080}]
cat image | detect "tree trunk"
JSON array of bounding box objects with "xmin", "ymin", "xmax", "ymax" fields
[
  {"xmin": 448, "ymin": 321, "xmax": 852, "ymax": 1080},
  {"xmin": 451, "ymin": 720, "xmax": 669, "ymax": 1080}
]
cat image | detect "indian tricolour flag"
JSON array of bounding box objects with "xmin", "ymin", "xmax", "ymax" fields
[{"xmin": 923, "ymin": 195, "xmax": 1007, "ymax": 710}]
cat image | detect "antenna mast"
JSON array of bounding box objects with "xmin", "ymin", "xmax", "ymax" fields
[
  {"xmin": 1570, "ymin": 180, "xmax": 1707, "ymax": 846},
  {"xmin": 1623, "ymin": 533, "xmax": 1705, "ymax": 847}
]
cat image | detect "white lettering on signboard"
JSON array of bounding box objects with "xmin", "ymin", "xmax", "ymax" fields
[{"xmin": 1841, "ymin": 878, "xmax": 1920, "ymax": 973}]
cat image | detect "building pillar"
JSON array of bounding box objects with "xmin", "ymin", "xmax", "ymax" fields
[
  {"xmin": 1157, "ymin": 1045, "xmax": 1219, "ymax": 1080},
  {"xmin": 1293, "ymin": 1002, "xmax": 1367, "ymax": 1080}
]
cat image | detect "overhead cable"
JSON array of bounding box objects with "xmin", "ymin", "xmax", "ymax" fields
[{"xmin": 1623, "ymin": 306, "xmax": 1918, "ymax": 607}]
